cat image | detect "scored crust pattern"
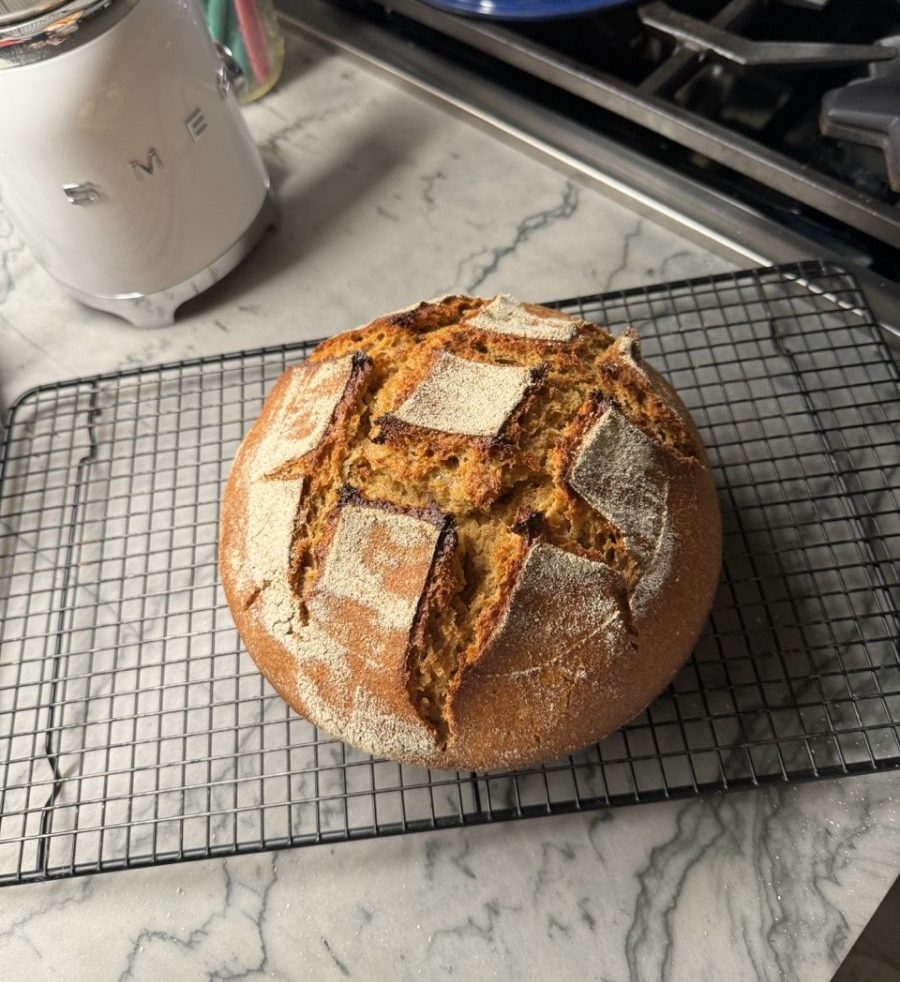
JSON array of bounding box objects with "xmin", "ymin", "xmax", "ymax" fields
[
  {"xmin": 252, "ymin": 355, "xmax": 360, "ymax": 478},
  {"xmin": 384, "ymin": 350, "xmax": 538, "ymax": 437},
  {"xmin": 470, "ymin": 540, "xmax": 632, "ymax": 679},
  {"xmin": 296, "ymin": 497, "xmax": 450, "ymax": 759},
  {"xmin": 462, "ymin": 294, "xmax": 582, "ymax": 342},
  {"xmin": 221, "ymin": 295, "xmax": 721, "ymax": 770}
]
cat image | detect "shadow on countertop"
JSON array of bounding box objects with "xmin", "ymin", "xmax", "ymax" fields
[
  {"xmin": 176, "ymin": 97, "xmax": 440, "ymax": 324},
  {"xmin": 834, "ymin": 875, "xmax": 900, "ymax": 982}
]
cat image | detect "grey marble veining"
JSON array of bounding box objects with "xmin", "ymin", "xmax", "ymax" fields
[
  {"xmin": 0, "ymin": 28, "xmax": 897, "ymax": 982},
  {"xmin": 0, "ymin": 777, "xmax": 897, "ymax": 981}
]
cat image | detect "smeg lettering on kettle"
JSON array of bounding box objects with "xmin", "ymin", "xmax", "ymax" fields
[
  {"xmin": 0, "ymin": 0, "xmax": 274, "ymax": 326},
  {"xmin": 65, "ymin": 104, "xmax": 213, "ymax": 205}
]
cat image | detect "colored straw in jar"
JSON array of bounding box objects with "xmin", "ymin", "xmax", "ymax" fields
[
  {"xmin": 205, "ymin": 0, "xmax": 228, "ymax": 42},
  {"xmin": 232, "ymin": 0, "xmax": 270, "ymax": 84},
  {"xmin": 224, "ymin": 0, "xmax": 251, "ymax": 83}
]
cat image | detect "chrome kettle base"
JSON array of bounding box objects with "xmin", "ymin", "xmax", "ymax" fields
[{"xmin": 59, "ymin": 189, "xmax": 279, "ymax": 329}]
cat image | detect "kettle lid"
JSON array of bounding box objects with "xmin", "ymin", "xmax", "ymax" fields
[
  {"xmin": 0, "ymin": 0, "xmax": 134, "ymax": 67},
  {"xmin": 0, "ymin": 0, "xmax": 70, "ymax": 27}
]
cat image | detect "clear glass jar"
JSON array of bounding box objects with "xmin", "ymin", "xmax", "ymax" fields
[{"xmin": 204, "ymin": 0, "xmax": 285, "ymax": 103}]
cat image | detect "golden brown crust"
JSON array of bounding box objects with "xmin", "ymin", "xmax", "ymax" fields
[{"xmin": 220, "ymin": 296, "xmax": 721, "ymax": 770}]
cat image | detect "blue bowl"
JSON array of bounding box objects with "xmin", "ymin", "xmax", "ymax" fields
[{"xmin": 421, "ymin": 0, "xmax": 638, "ymax": 20}]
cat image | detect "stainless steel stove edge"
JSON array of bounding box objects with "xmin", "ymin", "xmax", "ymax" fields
[{"xmin": 277, "ymin": 0, "xmax": 900, "ymax": 344}]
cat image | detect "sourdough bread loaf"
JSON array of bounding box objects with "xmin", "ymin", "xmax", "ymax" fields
[{"xmin": 219, "ymin": 295, "xmax": 721, "ymax": 770}]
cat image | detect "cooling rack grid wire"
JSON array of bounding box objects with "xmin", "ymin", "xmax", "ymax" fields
[{"xmin": 0, "ymin": 260, "xmax": 897, "ymax": 886}]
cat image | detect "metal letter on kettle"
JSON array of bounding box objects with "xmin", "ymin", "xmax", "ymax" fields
[
  {"xmin": 62, "ymin": 183, "xmax": 101, "ymax": 205},
  {"xmin": 185, "ymin": 108, "xmax": 208, "ymax": 141},
  {"xmin": 130, "ymin": 148, "xmax": 164, "ymax": 180}
]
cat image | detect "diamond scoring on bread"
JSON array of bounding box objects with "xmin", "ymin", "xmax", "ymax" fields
[
  {"xmin": 463, "ymin": 294, "xmax": 582, "ymax": 342},
  {"xmin": 220, "ymin": 295, "xmax": 721, "ymax": 769},
  {"xmin": 313, "ymin": 497, "xmax": 444, "ymax": 633},
  {"xmin": 382, "ymin": 349, "xmax": 539, "ymax": 437},
  {"xmin": 251, "ymin": 354, "xmax": 364, "ymax": 478},
  {"xmin": 568, "ymin": 403, "xmax": 668, "ymax": 562},
  {"xmin": 461, "ymin": 539, "xmax": 632, "ymax": 682}
]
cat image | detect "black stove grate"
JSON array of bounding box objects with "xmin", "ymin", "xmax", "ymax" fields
[
  {"xmin": 1, "ymin": 261, "xmax": 897, "ymax": 887},
  {"xmin": 350, "ymin": 0, "xmax": 900, "ymax": 258}
]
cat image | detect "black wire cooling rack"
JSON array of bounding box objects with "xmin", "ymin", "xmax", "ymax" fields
[{"xmin": 1, "ymin": 261, "xmax": 898, "ymax": 886}]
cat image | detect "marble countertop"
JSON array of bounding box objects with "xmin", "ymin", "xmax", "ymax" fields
[{"xmin": 0, "ymin": 28, "xmax": 897, "ymax": 982}]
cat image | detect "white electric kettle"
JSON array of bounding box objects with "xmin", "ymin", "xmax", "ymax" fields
[{"xmin": 0, "ymin": 0, "xmax": 276, "ymax": 327}]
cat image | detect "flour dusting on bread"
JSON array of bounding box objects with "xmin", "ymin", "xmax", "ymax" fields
[
  {"xmin": 631, "ymin": 502, "xmax": 676, "ymax": 618},
  {"xmin": 294, "ymin": 678, "xmax": 436, "ymax": 760},
  {"xmin": 569, "ymin": 404, "xmax": 669, "ymax": 562},
  {"xmin": 293, "ymin": 501, "xmax": 445, "ymax": 757},
  {"xmin": 474, "ymin": 541, "xmax": 631, "ymax": 678},
  {"xmin": 609, "ymin": 328, "xmax": 645, "ymax": 376},
  {"xmin": 314, "ymin": 502, "xmax": 442, "ymax": 635},
  {"xmin": 465, "ymin": 294, "xmax": 580, "ymax": 342},
  {"xmin": 390, "ymin": 350, "xmax": 536, "ymax": 437},
  {"xmin": 243, "ymin": 477, "xmax": 304, "ymax": 635},
  {"xmin": 253, "ymin": 355, "xmax": 359, "ymax": 477}
]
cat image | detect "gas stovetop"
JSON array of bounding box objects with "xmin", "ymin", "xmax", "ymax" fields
[
  {"xmin": 516, "ymin": 0, "xmax": 900, "ymax": 211},
  {"xmin": 313, "ymin": 0, "xmax": 900, "ymax": 289}
]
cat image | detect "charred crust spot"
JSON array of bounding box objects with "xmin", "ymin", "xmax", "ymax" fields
[
  {"xmin": 336, "ymin": 484, "xmax": 451, "ymax": 530},
  {"xmin": 388, "ymin": 307, "xmax": 433, "ymax": 331},
  {"xmin": 386, "ymin": 296, "xmax": 481, "ymax": 333},
  {"xmin": 510, "ymin": 509, "xmax": 546, "ymax": 540},
  {"xmin": 374, "ymin": 415, "xmax": 519, "ymax": 453},
  {"xmin": 350, "ymin": 350, "xmax": 371, "ymax": 373},
  {"xmin": 369, "ymin": 412, "xmax": 408, "ymax": 444},
  {"xmin": 337, "ymin": 483, "xmax": 361, "ymax": 507}
]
